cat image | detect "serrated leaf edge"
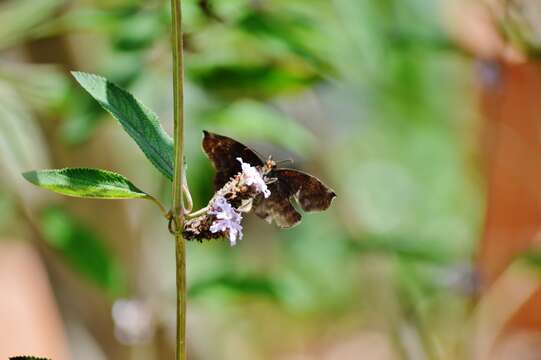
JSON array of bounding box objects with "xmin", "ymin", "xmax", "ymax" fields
[{"xmin": 71, "ymin": 71, "xmax": 174, "ymax": 180}]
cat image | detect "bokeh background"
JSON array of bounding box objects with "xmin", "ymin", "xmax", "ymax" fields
[{"xmin": 2, "ymin": 0, "xmax": 541, "ymax": 359}]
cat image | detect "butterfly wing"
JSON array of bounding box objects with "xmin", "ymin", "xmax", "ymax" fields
[
  {"xmin": 254, "ymin": 168, "xmax": 336, "ymax": 228},
  {"xmin": 254, "ymin": 179, "xmax": 303, "ymax": 228},
  {"xmin": 202, "ymin": 131, "xmax": 264, "ymax": 189},
  {"xmin": 275, "ymin": 169, "xmax": 336, "ymax": 212}
]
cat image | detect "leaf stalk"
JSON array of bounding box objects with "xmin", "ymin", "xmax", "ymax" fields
[{"xmin": 185, "ymin": 206, "xmax": 209, "ymax": 219}]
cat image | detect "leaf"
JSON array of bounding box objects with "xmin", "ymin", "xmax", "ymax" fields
[
  {"xmin": 188, "ymin": 273, "xmax": 279, "ymax": 300},
  {"xmin": 62, "ymin": 65, "xmax": 142, "ymax": 145},
  {"xmin": 72, "ymin": 71, "xmax": 174, "ymax": 180},
  {"xmin": 40, "ymin": 206, "xmax": 125, "ymax": 295},
  {"xmin": 112, "ymin": 11, "xmax": 166, "ymax": 51},
  {"xmin": 188, "ymin": 63, "xmax": 320, "ymax": 100},
  {"xmin": 237, "ymin": 10, "xmax": 332, "ymax": 72},
  {"xmin": 348, "ymin": 234, "xmax": 452, "ymax": 264},
  {"xmin": 22, "ymin": 168, "xmax": 149, "ymax": 199}
]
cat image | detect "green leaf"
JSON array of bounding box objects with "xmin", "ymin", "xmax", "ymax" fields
[
  {"xmin": 72, "ymin": 71, "xmax": 174, "ymax": 180},
  {"xmin": 113, "ymin": 11, "xmax": 166, "ymax": 51},
  {"xmin": 40, "ymin": 206, "xmax": 125, "ymax": 295},
  {"xmin": 237, "ymin": 10, "xmax": 332, "ymax": 73},
  {"xmin": 348, "ymin": 234, "xmax": 452, "ymax": 264},
  {"xmin": 188, "ymin": 63, "xmax": 319, "ymax": 100},
  {"xmin": 22, "ymin": 168, "xmax": 149, "ymax": 199},
  {"xmin": 188, "ymin": 273, "xmax": 279, "ymax": 300}
]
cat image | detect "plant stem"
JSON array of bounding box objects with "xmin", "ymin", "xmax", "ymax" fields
[
  {"xmin": 170, "ymin": 0, "xmax": 186, "ymax": 359},
  {"xmin": 146, "ymin": 195, "xmax": 169, "ymax": 219},
  {"xmin": 185, "ymin": 206, "xmax": 209, "ymax": 219}
]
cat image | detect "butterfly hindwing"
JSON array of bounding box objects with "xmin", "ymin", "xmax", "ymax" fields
[
  {"xmin": 274, "ymin": 169, "xmax": 336, "ymax": 212},
  {"xmin": 202, "ymin": 131, "xmax": 263, "ymax": 189},
  {"xmin": 254, "ymin": 179, "xmax": 302, "ymax": 228},
  {"xmin": 254, "ymin": 169, "xmax": 336, "ymax": 228}
]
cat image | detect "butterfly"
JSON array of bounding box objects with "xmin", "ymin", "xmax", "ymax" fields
[{"xmin": 202, "ymin": 131, "xmax": 336, "ymax": 228}]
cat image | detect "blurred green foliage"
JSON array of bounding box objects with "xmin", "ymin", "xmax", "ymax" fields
[
  {"xmin": 0, "ymin": 0, "xmax": 484, "ymax": 358},
  {"xmin": 40, "ymin": 206, "xmax": 125, "ymax": 295}
]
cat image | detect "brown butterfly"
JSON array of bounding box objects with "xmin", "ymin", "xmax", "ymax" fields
[{"xmin": 202, "ymin": 131, "xmax": 336, "ymax": 228}]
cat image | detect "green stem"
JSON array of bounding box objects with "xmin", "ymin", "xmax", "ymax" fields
[
  {"xmin": 185, "ymin": 206, "xmax": 209, "ymax": 219},
  {"xmin": 146, "ymin": 195, "xmax": 169, "ymax": 219},
  {"xmin": 170, "ymin": 0, "xmax": 186, "ymax": 359},
  {"xmin": 182, "ymin": 177, "xmax": 193, "ymax": 213}
]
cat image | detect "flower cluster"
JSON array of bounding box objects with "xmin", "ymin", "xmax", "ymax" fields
[
  {"xmin": 183, "ymin": 157, "xmax": 271, "ymax": 246},
  {"xmin": 209, "ymin": 196, "xmax": 243, "ymax": 246},
  {"xmin": 237, "ymin": 158, "xmax": 271, "ymax": 198}
]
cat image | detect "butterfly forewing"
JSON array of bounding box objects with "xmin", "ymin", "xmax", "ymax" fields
[{"xmin": 202, "ymin": 131, "xmax": 263, "ymax": 189}]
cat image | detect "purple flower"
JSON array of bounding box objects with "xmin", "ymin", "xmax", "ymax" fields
[
  {"xmin": 209, "ymin": 196, "xmax": 243, "ymax": 246},
  {"xmin": 237, "ymin": 157, "xmax": 271, "ymax": 198}
]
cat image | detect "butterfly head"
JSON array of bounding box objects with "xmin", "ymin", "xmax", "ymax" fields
[{"xmin": 261, "ymin": 156, "xmax": 276, "ymax": 175}]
